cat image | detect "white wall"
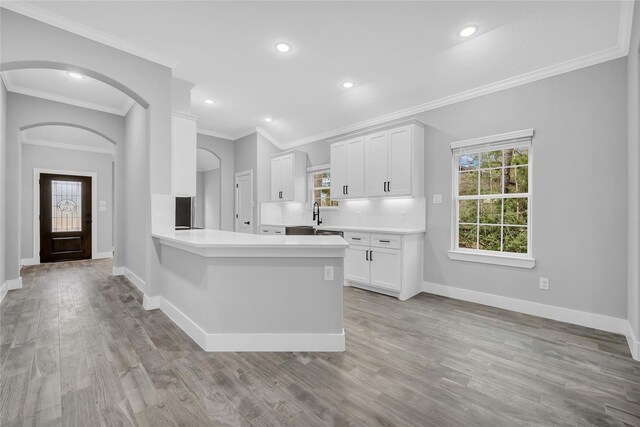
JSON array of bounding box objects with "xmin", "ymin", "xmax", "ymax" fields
[
  {"xmin": 204, "ymin": 168, "xmax": 220, "ymax": 229},
  {"xmin": 628, "ymin": 3, "xmax": 640, "ymax": 338},
  {"xmin": 120, "ymin": 103, "xmax": 148, "ymax": 284},
  {"xmin": 195, "ymin": 171, "xmax": 205, "ymax": 228},
  {"xmin": 20, "ymin": 145, "xmax": 114, "ymax": 259},
  {"xmin": 197, "ymin": 133, "xmax": 234, "ymax": 231}
]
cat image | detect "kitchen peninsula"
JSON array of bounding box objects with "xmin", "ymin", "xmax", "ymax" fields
[{"xmin": 151, "ymin": 229, "xmax": 348, "ymax": 352}]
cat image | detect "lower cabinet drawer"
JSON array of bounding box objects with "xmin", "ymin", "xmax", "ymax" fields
[
  {"xmin": 371, "ymin": 234, "xmax": 401, "ymax": 249},
  {"xmin": 260, "ymin": 226, "xmax": 285, "ymax": 235},
  {"xmin": 344, "ymin": 232, "xmax": 370, "ymax": 246}
]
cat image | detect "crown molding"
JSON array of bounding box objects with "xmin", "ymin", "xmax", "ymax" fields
[
  {"xmin": 618, "ymin": 0, "xmax": 636, "ymax": 55},
  {"xmin": 2, "ymin": 73, "xmax": 133, "ymax": 116},
  {"xmin": 232, "ymin": 129, "xmax": 258, "ymax": 141},
  {"xmin": 171, "ymin": 110, "xmax": 199, "ymax": 121},
  {"xmin": 197, "ymin": 128, "xmax": 236, "ymax": 141},
  {"xmin": 1, "ymin": 2, "xmax": 177, "ymax": 69},
  {"xmin": 22, "ymin": 137, "xmax": 115, "ymax": 155},
  {"xmin": 255, "ymin": 126, "xmax": 284, "ymax": 150},
  {"xmin": 450, "ymin": 128, "xmax": 534, "ymax": 151}
]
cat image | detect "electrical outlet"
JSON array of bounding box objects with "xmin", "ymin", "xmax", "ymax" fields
[
  {"xmin": 539, "ymin": 277, "xmax": 550, "ymax": 290},
  {"xmin": 324, "ymin": 266, "xmax": 334, "ymax": 281},
  {"xmin": 433, "ymin": 194, "xmax": 443, "ymax": 204}
]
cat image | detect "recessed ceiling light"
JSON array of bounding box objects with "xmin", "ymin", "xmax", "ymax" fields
[
  {"xmin": 458, "ymin": 25, "xmax": 478, "ymax": 38},
  {"xmin": 264, "ymin": 117, "xmax": 273, "ymax": 122},
  {"xmin": 342, "ymin": 81, "xmax": 355, "ymax": 89},
  {"xmin": 275, "ymin": 42, "xmax": 291, "ymax": 53},
  {"xmin": 204, "ymin": 99, "xmax": 214, "ymax": 105},
  {"xmin": 67, "ymin": 72, "xmax": 84, "ymax": 79}
]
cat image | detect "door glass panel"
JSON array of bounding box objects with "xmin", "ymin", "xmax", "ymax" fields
[{"xmin": 52, "ymin": 180, "xmax": 82, "ymax": 232}]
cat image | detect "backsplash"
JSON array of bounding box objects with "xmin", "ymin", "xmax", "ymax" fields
[{"xmin": 260, "ymin": 198, "xmax": 426, "ymax": 230}]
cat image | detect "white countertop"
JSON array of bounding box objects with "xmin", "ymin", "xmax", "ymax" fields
[
  {"xmin": 153, "ymin": 229, "xmax": 348, "ymax": 249},
  {"xmin": 260, "ymin": 223, "xmax": 425, "ymax": 235}
]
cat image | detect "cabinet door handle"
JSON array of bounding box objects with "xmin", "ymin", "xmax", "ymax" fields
[
  {"xmin": 370, "ymin": 251, "xmax": 373, "ymax": 261},
  {"xmin": 263, "ymin": 230, "xmax": 269, "ymax": 233},
  {"xmin": 379, "ymin": 239, "xmax": 390, "ymax": 243},
  {"xmin": 365, "ymin": 250, "xmax": 369, "ymax": 261},
  {"xmin": 387, "ymin": 181, "xmax": 390, "ymax": 192},
  {"xmin": 383, "ymin": 182, "xmax": 387, "ymax": 192},
  {"xmin": 244, "ymin": 221, "xmax": 250, "ymax": 225},
  {"xmin": 346, "ymin": 185, "xmax": 348, "ymax": 195},
  {"xmin": 351, "ymin": 237, "xmax": 361, "ymax": 241}
]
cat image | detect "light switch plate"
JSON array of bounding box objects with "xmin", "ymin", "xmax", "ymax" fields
[{"xmin": 433, "ymin": 194, "xmax": 443, "ymax": 204}]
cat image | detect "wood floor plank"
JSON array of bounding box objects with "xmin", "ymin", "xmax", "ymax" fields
[{"xmin": 2, "ymin": 259, "xmax": 640, "ymax": 427}]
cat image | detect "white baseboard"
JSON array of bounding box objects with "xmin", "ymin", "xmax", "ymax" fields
[
  {"xmin": 143, "ymin": 294, "xmax": 161, "ymax": 310},
  {"xmin": 1, "ymin": 277, "xmax": 23, "ymax": 302},
  {"xmin": 112, "ymin": 266, "xmax": 145, "ymax": 294},
  {"xmin": 20, "ymin": 258, "xmax": 39, "ymax": 266},
  {"xmin": 94, "ymin": 252, "xmax": 113, "ymax": 260},
  {"xmin": 7, "ymin": 277, "xmax": 22, "ymax": 291},
  {"xmin": 625, "ymin": 322, "xmax": 640, "ymax": 361},
  {"xmin": 159, "ymin": 295, "xmax": 345, "ymax": 352},
  {"xmin": 422, "ymin": 281, "xmax": 627, "ymax": 336}
]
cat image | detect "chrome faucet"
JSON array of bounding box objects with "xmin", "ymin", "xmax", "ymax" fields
[{"xmin": 313, "ymin": 202, "xmax": 323, "ymax": 226}]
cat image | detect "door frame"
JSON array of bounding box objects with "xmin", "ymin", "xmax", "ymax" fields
[
  {"xmin": 33, "ymin": 168, "xmax": 98, "ymax": 263},
  {"xmin": 234, "ymin": 169, "xmax": 253, "ymax": 233}
]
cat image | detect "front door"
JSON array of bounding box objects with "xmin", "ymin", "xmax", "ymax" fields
[
  {"xmin": 235, "ymin": 171, "xmax": 253, "ymax": 234},
  {"xmin": 40, "ymin": 174, "xmax": 92, "ymax": 262}
]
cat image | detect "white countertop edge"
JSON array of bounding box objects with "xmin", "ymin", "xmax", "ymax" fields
[{"xmin": 260, "ymin": 224, "xmax": 426, "ymax": 235}]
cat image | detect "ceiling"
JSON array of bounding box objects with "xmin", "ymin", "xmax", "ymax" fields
[
  {"xmin": 197, "ymin": 148, "xmax": 220, "ymax": 172},
  {"xmin": 1, "ymin": 1, "xmax": 634, "ymax": 146},
  {"xmin": 1, "ymin": 68, "xmax": 134, "ymax": 116}
]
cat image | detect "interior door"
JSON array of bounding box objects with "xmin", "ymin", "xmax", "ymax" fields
[
  {"xmin": 387, "ymin": 126, "xmax": 413, "ymax": 196},
  {"xmin": 270, "ymin": 157, "xmax": 282, "ymax": 201},
  {"xmin": 346, "ymin": 137, "xmax": 365, "ymax": 197},
  {"xmin": 280, "ymin": 154, "xmax": 294, "ymax": 201},
  {"xmin": 345, "ymin": 246, "xmax": 370, "ymax": 284},
  {"xmin": 330, "ymin": 142, "xmax": 347, "ymax": 199},
  {"xmin": 235, "ymin": 171, "xmax": 253, "ymax": 233},
  {"xmin": 40, "ymin": 174, "xmax": 92, "ymax": 263},
  {"xmin": 365, "ymin": 131, "xmax": 389, "ymax": 197}
]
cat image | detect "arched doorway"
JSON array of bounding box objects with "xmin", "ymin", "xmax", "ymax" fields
[{"xmin": 19, "ymin": 124, "xmax": 115, "ymax": 264}]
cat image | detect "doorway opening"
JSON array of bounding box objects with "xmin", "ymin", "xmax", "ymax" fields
[{"xmin": 39, "ymin": 172, "xmax": 93, "ymax": 262}]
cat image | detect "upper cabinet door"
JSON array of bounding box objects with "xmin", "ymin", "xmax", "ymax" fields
[
  {"xmin": 330, "ymin": 141, "xmax": 347, "ymax": 199},
  {"xmin": 270, "ymin": 157, "xmax": 282, "ymax": 201},
  {"xmin": 280, "ymin": 154, "xmax": 295, "ymax": 201},
  {"xmin": 364, "ymin": 132, "xmax": 389, "ymax": 197},
  {"xmin": 387, "ymin": 125, "xmax": 413, "ymax": 196},
  {"xmin": 346, "ymin": 137, "xmax": 365, "ymax": 198},
  {"xmin": 172, "ymin": 115, "xmax": 197, "ymax": 196}
]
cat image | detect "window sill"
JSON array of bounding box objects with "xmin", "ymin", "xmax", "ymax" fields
[{"xmin": 447, "ymin": 250, "xmax": 535, "ymax": 269}]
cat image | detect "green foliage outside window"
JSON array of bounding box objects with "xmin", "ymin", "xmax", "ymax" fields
[{"xmin": 456, "ymin": 147, "xmax": 529, "ymax": 254}]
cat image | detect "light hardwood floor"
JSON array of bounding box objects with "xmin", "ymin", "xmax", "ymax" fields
[{"xmin": 2, "ymin": 259, "xmax": 640, "ymax": 426}]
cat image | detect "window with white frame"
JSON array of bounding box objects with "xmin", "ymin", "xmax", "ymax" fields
[
  {"xmin": 450, "ymin": 130, "xmax": 534, "ymax": 267},
  {"xmin": 309, "ymin": 169, "xmax": 339, "ymax": 208}
]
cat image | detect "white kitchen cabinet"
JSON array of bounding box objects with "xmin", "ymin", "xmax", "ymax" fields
[
  {"xmin": 270, "ymin": 151, "xmax": 307, "ymax": 202},
  {"xmin": 330, "ymin": 121, "xmax": 423, "ymax": 199},
  {"xmin": 329, "ymin": 137, "xmax": 364, "ymax": 199},
  {"xmin": 345, "ymin": 246, "xmax": 370, "ymax": 283},
  {"xmin": 172, "ymin": 112, "xmax": 198, "ymax": 196},
  {"xmin": 343, "ymin": 230, "xmax": 424, "ymax": 300}
]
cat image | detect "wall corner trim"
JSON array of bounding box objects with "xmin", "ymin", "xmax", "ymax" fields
[
  {"xmin": 422, "ymin": 281, "xmax": 629, "ymax": 339},
  {"xmin": 112, "ymin": 266, "xmax": 145, "ymax": 294}
]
